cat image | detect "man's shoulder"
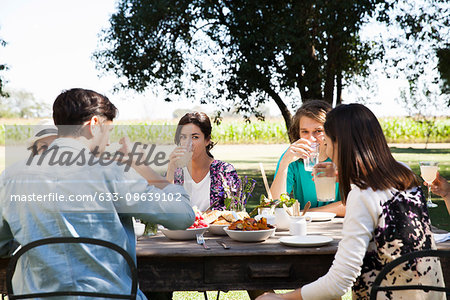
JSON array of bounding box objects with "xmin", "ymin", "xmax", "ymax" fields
[{"xmin": 1, "ymin": 159, "xmax": 39, "ymax": 179}]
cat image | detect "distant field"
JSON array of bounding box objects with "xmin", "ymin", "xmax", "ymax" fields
[{"xmin": 1, "ymin": 116, "xmax": 449, "ymax": 145}]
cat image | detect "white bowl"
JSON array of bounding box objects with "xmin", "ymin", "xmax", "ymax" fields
[
  {"xmin": 160, "ymin": 226, "xmax": 209, "ymax": 240},
  {"xmin": 134, "ymin": 223, "xmax": 146, "ymax": 237},
  {"xmin": 223, "ymin": 227, "xmax": 276, "ymax": 242},
  {"xmin": 208, "ymin": 224, "xmax": 229, "ymax": 235}
]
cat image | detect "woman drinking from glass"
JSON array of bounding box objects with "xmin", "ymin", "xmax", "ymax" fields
[
  {"xmin": 270, "ymin": 100, "xmax": 344, "ymax": 216},
  {"xmin": 258, "ymin": 104, "xmax": 444, "ymax": 300},
  {"xmin": 166, "ymin": 112, "xmax": 240, "ymax": 211}
]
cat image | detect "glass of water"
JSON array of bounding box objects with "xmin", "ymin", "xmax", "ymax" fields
[{"xmin": 303, "ymin": 143, "xmax": 319, "ymax": 172}]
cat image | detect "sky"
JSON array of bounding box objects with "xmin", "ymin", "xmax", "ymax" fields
[
  {"xmin": 0, "ymin": 0, "xmax": 196, "ymax": 120},
  {"xmin": 1, "ymin": 0, "xmax": 441, "ymax": 121}
]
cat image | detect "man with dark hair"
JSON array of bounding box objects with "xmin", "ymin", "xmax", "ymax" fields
[
  {"xmin": 53, "ymin": 88, "xmax": 118, "ymax": 136},
  {"xmin": 0, "ymin": 88, "xmax": 194, "ymax": 299}
]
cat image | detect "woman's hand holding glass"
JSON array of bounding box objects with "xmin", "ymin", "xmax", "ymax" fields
[
  {"xmin": 168, "ymin": 146, "xmax": 188, "ymax": 168},
  {"xmin": 283, "ymin": 139, "xmax": 317, "ymax": 164},
  {"xmin": 169, "ymin": 140, "xmax": 193, "ymax": 169},
  {"xmin": 425, "ymin": 172, "xmax": 449, "ymax": 198}
]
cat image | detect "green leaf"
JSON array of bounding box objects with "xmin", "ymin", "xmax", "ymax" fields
[{"xmin": 224, "ymin": 198, "xmax": 232, "ymax": 210}]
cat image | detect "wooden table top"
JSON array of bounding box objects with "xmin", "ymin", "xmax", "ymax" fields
[{"xmin": 136, "ymin": 218, "xmax": 450, "ymax": 257}]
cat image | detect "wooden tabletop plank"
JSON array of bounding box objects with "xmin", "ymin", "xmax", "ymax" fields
[{"xmin": 136, "ymin": 218, "xmax": 450, "ymax": 257}]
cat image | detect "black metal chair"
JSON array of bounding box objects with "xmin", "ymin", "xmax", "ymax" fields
[
  {"xmin": 7, "ymin": 237, "xmax": 138, "ymax": 300},
  {"xmin": 370, "ymin": 249, "xmax": 450, "ymax": 300}
]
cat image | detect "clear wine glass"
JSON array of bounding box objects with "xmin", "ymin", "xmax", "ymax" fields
[{"xmin": 419, "ymin": 161, "xmax": 439, "ymax": 208}]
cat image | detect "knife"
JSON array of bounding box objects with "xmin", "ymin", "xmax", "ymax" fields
[{"xmin": 216, "ymin": 240, "xmax": 230, "ymax": 249}]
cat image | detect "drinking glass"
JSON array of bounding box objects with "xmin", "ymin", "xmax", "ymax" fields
[
  {"xmin": 304, "ymin": 143, "xmax": 319, "ymax": 172},
  {"xmin": 419, "ymin": 161, "xmax": 439, "ymax": 208},
  {"xmin": 176, "ymin": 139, "xmax": 193, "ymax": 168},
  {"xmin": 312, "ymin": 162, "xmax": 336, "ymax": 202}
]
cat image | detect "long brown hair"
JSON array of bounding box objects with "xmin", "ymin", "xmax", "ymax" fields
[
  {"xmin": 289, "ymin": 100, "xmax": 331, "ymax": 141},
  {"xmin": 175, "ymin": 112, "xmax": 215, "ymax": 158},
  {"xmin": 324, "ymin": 104, "xmax": 419, "ymax": 204}
]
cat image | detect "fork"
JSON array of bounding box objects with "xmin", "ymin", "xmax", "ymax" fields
[{"xmin": 196, "ymin": 233, "xmax": 210, "ymax": 250}]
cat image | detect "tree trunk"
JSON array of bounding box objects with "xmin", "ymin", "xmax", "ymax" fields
[
  {"xmin": 297, "ymin": 76, "xmax": 307, "ymax": 101},
  {"xmin": 304, "ymin": 45, "xmax": 323, "ymax": 100},
  {"xmin": 324, "ymin": 38, "xmax": 337, "ymax": 105},
  {"xmin": 265, "ymin": 87, "xmax": 293, "ymax": 141},
  {"xmin": 323, "ymin": 72, "xmax": 335, "ymax": 105},
  {"xmin": 336, "ymin": 70, "xmax": 343, "ymax": 105}
]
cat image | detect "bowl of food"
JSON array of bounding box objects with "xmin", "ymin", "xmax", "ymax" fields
[
  {"xmin": 203, "ymin": 210, "xmax": 250, "ymax": 236},
  {"xmin": 224, "ymin": 217, "xmax": 275, "ymax": 242},
  {"xmin": 224, "ymin": 227, "xmax": 275, "ymax": 242},
  {"xmin": 160, "ymin": 209, "xmax": 209, "ymax": 240},
  {"xmin": 160, "ymin": 226, "xmax": 209, "ymax": 240},
  {"xmin": 208, "ymin": 224, "xmax": 229, "ymax": 235}
]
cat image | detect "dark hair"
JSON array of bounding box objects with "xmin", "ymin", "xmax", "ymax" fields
[
  {"xmin": 324, "ymin": 104, "xmax": 419, "ymax": 204},
  {"xmin": 53, "ymin": 88, "xmax": 118, "ymax": 136},
  {"xmin": 289, "ymin": 100, "xmax": 332, "ymax": 141},
  {"xmin": 174, "ymin": 112, "xmax": 215, "ymax": 158}
]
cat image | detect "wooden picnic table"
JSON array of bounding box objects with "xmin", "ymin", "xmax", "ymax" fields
[
  {"xmin": 0, "ymin": 218, "xmax": 448, "ymax": 295},
  {"xmin": 136, "ymin": 218, "xmax": 450, "ymax": 295}
]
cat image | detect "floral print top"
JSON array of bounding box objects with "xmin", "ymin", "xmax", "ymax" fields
[
  {"xmin": 301, "ymin": 185, "xmax": 444, "ymax": 300},
  {"xmin": 353, "ymin": 186, "xmax": 444, "ymax": 299},
  {"xmin": 174, "ymin": 160, "xmax": 240, "ymax": 210}
]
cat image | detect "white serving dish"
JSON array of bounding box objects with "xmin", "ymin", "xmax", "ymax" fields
[
  {"xmin": 279, "ymin": 235, "xmax": 333, "ymax": 247},
  {"xmin": 223, "ymin": 227, "xmax": 276, "ymax": 242},
  {"xmin": 304, "ymin": 212, "xmax": 336, "ymax": 222},
  {"xmin": 160, "ymin": 226, "xmax": 209, "ymax": 240},
  {"xmin": 208, "ymin": 224, "xmax": 229, "ymax": 235}
]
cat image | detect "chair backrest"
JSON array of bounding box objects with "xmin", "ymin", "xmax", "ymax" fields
[
  {"xmin": 6, "ymin": 237, "xmax": 138, "ymax": 300},
  {"xmin": 370, "ymin": 249, "xmax": 450, "ymax": 300}
]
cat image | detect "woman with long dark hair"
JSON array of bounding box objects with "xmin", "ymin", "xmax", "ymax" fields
[
  {"xmin": 258, "ymin": 104, "xmax": 444, "ymax": 300},
  {"xmin": 166, "ymin": 112, "xmax": 240, "ymax": 211}
]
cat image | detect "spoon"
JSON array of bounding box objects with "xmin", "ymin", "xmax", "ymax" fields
[
  {"xmin": 301, "ymin": 201, "xmax": 311, "ymax": 216},
  {"xmin": 283, "ymin": 204, "xmax": 292, "ymax": 216}
]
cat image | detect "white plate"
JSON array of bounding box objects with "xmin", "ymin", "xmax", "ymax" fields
[
  {"xmin": 304, "ymin": 212, "xmax": 336, "ymax": 222},
  {"xmin": 208, "ymin": 224, "xmax": 228, "ymax": 235},
  {"xmin": 224, "ymin": 228, "xmax": 276, "ymax": 242},
  {"xmin": 279, "ymin": 235, "xmax": 333, "ymax": 247},
  {"xmin": 160, "ymin": 226, "xmax": 209, "ymax": 240}
]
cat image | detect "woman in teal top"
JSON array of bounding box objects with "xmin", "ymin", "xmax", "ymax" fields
[
  {"xmin": 274, "ymin": 153, "xmax": 340, "ymax": 209},
  {"xmin": 270, "ymin": 100, "xmax": 345, "ymax": 216}
]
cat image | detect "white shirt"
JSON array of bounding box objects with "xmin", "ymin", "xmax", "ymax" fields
[
  {"xmin": 182, "ymin": 167, "xmax": 211, "ymax": 211},
  {"xmin": 301, "ymin": 185, "xmax": 444, "ymax": 300}
]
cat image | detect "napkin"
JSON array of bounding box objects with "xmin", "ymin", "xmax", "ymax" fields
[{"xmin": 433, "ymin": 233, "xmax": 450, "ymax": 243}]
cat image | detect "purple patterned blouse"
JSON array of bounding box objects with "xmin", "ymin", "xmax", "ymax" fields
[{"xmin": 174, "ymin": 160, "xmax": 240, "ymax": 210}]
